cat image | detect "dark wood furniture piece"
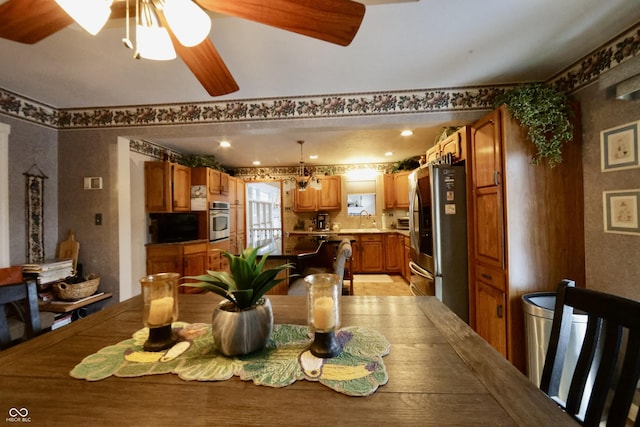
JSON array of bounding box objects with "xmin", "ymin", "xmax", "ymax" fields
[
  {"xmin": 0, "ymin": 294, "xmax": 575, "ymax": 425},
  {"xmin": 40, "ymin": 292, "xmax": 113, "ymax": 314},
  {"xmin": 0, "ymin": 279, "xmax": 41, "ymax": 349},
  {"xmin": 540, "ymin": 280, "xmax": 640, "ymax": 426}
]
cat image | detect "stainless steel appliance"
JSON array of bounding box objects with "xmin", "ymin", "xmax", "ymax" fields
[
  {"xmin": 408, "ymin": 164, "xmax": 469, "ymax": 322},
  {"xmin": 209, "ymin": 201, "xmax": 230, "ymax": 242}
]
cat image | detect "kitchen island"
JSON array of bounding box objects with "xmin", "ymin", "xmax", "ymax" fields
[{"xmin": 0, "ymin": 294, "xmax": 575, "ymax": 425}]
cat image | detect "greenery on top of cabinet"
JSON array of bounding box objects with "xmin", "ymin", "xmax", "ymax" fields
[
  {"xmin": 494, "ymin": 82, "xmax": 573, "ymax": 168},
  {"xmin": 179, "ymin": 154, "xmax": 225, "ymax": 171},
  {"xmin": 391, "ymin": 156, "xmax": 421, "ymax": 172}
]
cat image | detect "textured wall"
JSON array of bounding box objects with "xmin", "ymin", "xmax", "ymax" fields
[
  {"xmin": 574, "ymin": 83, "xmax": 640, "ymax": 299},
  {"xmin": 4, "ymin": 116, "xmax": 58, "ymax": 266}
]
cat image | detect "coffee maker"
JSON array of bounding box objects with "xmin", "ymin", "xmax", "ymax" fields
[{"xmin": 316, "ymin": 213, "xmax": 329, "ymax": 231}]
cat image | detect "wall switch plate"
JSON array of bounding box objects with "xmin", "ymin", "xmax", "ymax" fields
[
  {"xmin": 84, "ymin": 177, "xmax": 103, "ymax": 190},
  {"xmin": 95, "ymin": 213, "xmax": 102, "ymax": 225}
]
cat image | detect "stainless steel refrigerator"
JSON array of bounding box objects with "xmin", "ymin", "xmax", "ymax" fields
[{"xmin": 409, "ymin": 163, "xmax": 469, "ymax": 322}]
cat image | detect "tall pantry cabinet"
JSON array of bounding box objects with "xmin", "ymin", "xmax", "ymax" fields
[{"xmin": 469, "ymin": 105, "xmax": 585, "ymax": 373}]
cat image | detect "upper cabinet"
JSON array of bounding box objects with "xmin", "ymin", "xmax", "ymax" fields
[
  {"xmin": 144, "ymin": 161, "xmax": 191, "ymax": 213},
  {"xmin": 383, "ymin": 170, "xmax": 411, "ymax": 209},
  {"xmin": 292, "ymin": 175, "xmax": 342, "ymax": 212},
  {"xmin": 426, "ymin": 127, "xmax": 470, "ymax": 165}
]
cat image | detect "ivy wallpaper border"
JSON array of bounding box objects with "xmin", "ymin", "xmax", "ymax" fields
[{"xmin": 0, "ymin": 22, "xmax": 638, "ymax": 131}]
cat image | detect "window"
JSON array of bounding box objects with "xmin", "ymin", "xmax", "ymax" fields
[{"xmin": 346, "ymin": 180, "xmax": 376, "ymax": 216}]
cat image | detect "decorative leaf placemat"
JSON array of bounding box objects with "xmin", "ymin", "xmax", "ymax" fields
[{"xmin": 70, "ymin": 323, "xmax": 390, "ymax": 396}]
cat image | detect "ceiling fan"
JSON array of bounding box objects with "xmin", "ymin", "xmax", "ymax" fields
[{"xmin": 0, "ymin": 0, "xmax": 366, "ymax": 96}]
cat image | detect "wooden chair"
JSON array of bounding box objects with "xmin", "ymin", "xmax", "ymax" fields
[
  {"xmin": 540, "ymin": 279, "xmax": 640, "ymax": 426},
  {"xmin": 0, "ymin": 279, "xmax": 41, "ymax": 350}
]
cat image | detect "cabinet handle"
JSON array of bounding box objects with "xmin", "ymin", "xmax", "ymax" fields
[
  {"xmin": 493, "ymin": 171, "xmax": 500, "ymax": 186},
  {"xmin": 497, "ymin": 304, "xmax": 503, "ymax": 319},
  {"xmin": 481, "ymin": 273, "xmax": 492, "ymax": 281}
]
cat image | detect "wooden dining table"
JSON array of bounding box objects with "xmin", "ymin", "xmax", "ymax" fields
[{"xmin": 0, "ymin": 294, "xmax": 576, "ymax": 426}]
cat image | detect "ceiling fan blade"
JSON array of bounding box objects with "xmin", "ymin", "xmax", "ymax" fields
[
  {"xmin": 156, "ymin": 10, "xmax": 239, "ymax": 96},
  {"xmin": 0, "ymin": 0, "xmax": 73, "ymax": 44},
  {"xmin": 195, "ymin": 0, "xmax": 365, "ymax": 46}
]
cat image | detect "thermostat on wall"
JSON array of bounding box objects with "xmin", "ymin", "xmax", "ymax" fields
[{"xmin": 84, "ymin": 177, "xmax": 103, "ymax": 190}]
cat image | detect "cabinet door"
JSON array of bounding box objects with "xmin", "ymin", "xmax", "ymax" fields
[
  {"xmin": 146, "ymin": 244, "xmax": 181, "ymax": 275},
  {"xmin": 475, "ymin": 280, "xmax": 507, "ymax": 357},
  {"xmin": 426, "ymin": 144, "xmax": 440, "ymax": 164},
  {"xmin": 383, "ymin": 174, "xmax": 395, "ymax": 209},
  {"xmin": 220, "ymin": 172, "xmax": 230, "ymax": 195},
  {"xmin": 360, "ymin": 235, "xmax": 383, "ymax": 272},
  {"xmin": 236, "ymin": 178, "xmax": 245, "ymax": 206},
  {"xmin": 474, "ymin": 187, "xmax": 505, "ymax": 268},
  {"xmin": 208, "ymin": 169, "xmax": 221, "ymax": 197},
  {"xmin": 472, "ymin": 109, "xmax": 502, "ymax": 189},
  {"xmin": 293, "ymin": 185, "xmax": 317, "ymax": 212},
  {"xmin": 172, "ymin": 164, "xmax": 191, "ymax": 212},
  {"xmin": 183, "ymin": 250, "xmax": 207, "ymax": 294},
  {"xmin": 144, "ymin": 162, "xmax": 171, "ymax": 212},
  {"xmin": 318, "ymin": 176, "xmax": 341, "ymax": 210},
  {"xmin": 383, "ymin": 233, "xmax": 401, "ymax": 272},
  {"xmin": 440, "ymin": 132, "xmax": 461, "ymax": 161},
  {"xmin": 351, "ymin": 236, "xmax": 362, "ymax": 273},
  {"xmin": 236, "ymin": 204, "xmax": 245, "ymax": 233},
  {"xmin": 403, "ymin": 237, "xmax": 411, "ymax": 282},
  {"xmin": 394, "ymin": 171, "xmax": 410, "ymax": 209}
]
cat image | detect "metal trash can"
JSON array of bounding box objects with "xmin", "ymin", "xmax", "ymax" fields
[{"xmin": 522, "ymin": 292, "xmax": 591, "ymax": 406}]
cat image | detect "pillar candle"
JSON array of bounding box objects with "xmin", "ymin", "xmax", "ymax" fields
[
  {"xmin": 313, "ymin": 296, "xmax": 336, "ymax": 330},
  {"xmin": 147, "ymin": 296, "xmax": 174, "ymax": 326}
]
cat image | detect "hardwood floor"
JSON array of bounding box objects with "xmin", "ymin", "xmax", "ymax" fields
[{"xmin": 351, "ymin": 274, "xmax": 413, "ymax": 296}]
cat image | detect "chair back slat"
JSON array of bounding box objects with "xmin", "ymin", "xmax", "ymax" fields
[
  {"xmin": 540, "ymin": 279, "xmax": 640, "ymax": 426},
  {"xmin": 565, "ymin": 315, "xmax": 602, "ymax": 414}
]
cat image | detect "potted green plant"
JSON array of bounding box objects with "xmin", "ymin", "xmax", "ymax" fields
[
  {"xmin": 494, "ymin": 82, "xmax": 574, "ymax": 167},
  {"xmin": 182, "ymin": 247, "xmax": 294, "ymax": 356}
]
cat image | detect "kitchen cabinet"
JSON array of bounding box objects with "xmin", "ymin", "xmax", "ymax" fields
[
  {"xmin": 144, "ymin": 161, "xmax": 191, "ymax": 213},
  {"xmin": 146, "ymin": 241, "xmax": 207, "ymax": 294},
  {"xmin": 468, "ymin": 105, "xmax": 585, "ymax": 372},
  {"xmin": 229, "ymin": 176, "xmax": 246, "ymax": 255},
  {"xmin": 425, "ymin": 128, "xmax": 469, "ymax": 165},
  {"xmin": 383, "ymin": 233, "xmax": 402, "ymax": 272},
  {"xmin": 192, "ymin": 167, "xmax": 229, "ymax": 203},
  {"xmin": 293, "ymin": 175, "xmax": 342, "ymax": 212},
  {"xmin": 358, "ymin": 234, "xmax": 383, "ymax": 273},
  {"xmin": 383, "ymin": 171, "xmax": 410, "ymax": 209}
]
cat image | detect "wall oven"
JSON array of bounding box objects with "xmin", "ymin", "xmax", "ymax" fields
[{"xmin": 209, "ymin": 201, "xmax": 230, "ymax": 242}]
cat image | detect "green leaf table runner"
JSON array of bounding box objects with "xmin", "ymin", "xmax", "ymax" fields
[{"xmin": 70, "ymin": 323, "xmax": 390, "ymax": 397}]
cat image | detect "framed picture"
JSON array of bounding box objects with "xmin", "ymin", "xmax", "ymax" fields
[
  {"xmin": 603, "ymin": 189, "xmax": 640, "ymax": 235},
  {"xmin": 600, "ymin": 121, "xmax": 640, "ymax": 171}
]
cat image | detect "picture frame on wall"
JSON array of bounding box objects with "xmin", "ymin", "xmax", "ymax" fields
[
  {"xmin": 600, "ymin": 121, "xmax": 640, "ymax": 172},
  {"xmin": 603, "ymin": 189, "xmax": 640, "ymax": 235}
]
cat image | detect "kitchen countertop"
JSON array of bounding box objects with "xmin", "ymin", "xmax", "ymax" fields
[{"xmin": 0, "ymin": 294, "xmax": 576, "ymax": 425}]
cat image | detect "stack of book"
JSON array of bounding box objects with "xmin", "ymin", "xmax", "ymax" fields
[{"xmin": 22, "ymin": 259, "xmax": 74, "ymax": 302}]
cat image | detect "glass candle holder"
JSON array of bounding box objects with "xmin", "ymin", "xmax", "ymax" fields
[
  {"xmin": 305, "ymin": 273, "xmax": 342, "ymax": 358},
  {"xmin": 140, "ymin": 272, "xmax": 179, "ymax": 351}
]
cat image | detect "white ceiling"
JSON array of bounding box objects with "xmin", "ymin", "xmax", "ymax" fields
[{"xmin": 1, "ymin": 0, "xmax": 639, "ymax": 168}]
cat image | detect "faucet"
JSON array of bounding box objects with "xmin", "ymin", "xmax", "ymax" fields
[{"xmin": 359, "ymin": 209, "xmax": 370, "ymax": 228}]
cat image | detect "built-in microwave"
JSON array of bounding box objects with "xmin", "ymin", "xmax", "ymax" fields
[{"xmin": 209, "ymin": 201, "xmax": 230, "ymax": 242}]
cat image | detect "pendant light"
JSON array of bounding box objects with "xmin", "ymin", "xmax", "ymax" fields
[{"xmin": 290, "ymin": 141, "xmax": 321, "ymax": 192}]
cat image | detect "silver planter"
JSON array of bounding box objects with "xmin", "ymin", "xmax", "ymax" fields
[{"xmin": 211, "ymin": 298, "xmax": 274, "ymax": 356}]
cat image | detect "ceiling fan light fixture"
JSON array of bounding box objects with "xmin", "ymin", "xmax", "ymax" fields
[
  {"xmin": 54, "ymin": 0, "xmax": 113, "ymax": 36},
  {"xmin": 137, "ymin": 1, "xmax": 176, "ymax": 61},
  {"xmin": 162, "ymin": 0, "xmax": 212, "ymax": 47}
]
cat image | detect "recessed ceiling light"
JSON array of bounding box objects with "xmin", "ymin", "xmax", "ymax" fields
[
  {"xmin": 309, "ymin": 154, "xmax": 318, "ymax": 160},
  {"xmin": 219, "ymin": 141, "xmax": 231, "ymax": 148},
  {"xmin": 400, "ymin": 130, "xmax": 413, "ymax": 137},
  {"xmin": 252, "ymin": 160, "xmax": 261, "ymax": 165},
  {"xmin": 384, "ymin": 151, "xmax": 393, "ymax": 156}
]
